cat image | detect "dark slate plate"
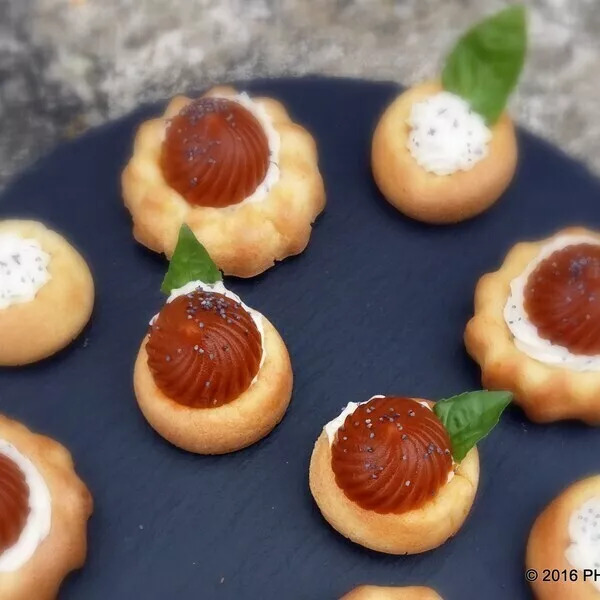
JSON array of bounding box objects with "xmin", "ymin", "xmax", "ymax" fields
[{"xmin": 1, "ymin": 77, "xmax": 599, "ymax": 600}]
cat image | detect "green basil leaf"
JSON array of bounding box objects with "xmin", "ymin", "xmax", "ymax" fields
[
  {"xmin": 441, "ymin": 5, "xmax": 527, "ymax": 124},
  {"xmin": 161, "ymin": 225, "xmax": 221, "ymax": 294},
  {"xmin": 433, "ymin": 390, "xmax": 512, "ymax": 462}
]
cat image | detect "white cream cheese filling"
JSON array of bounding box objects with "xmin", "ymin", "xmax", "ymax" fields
[
  {"xmin": 0, "ymin": 440, "xmax": 52, "ymax": 572},
  {"xmin": 504, "ymin": 234, "xmax": 600, "ymax": 371},
  {"xmin": 565, "ymin": 496, "xmax": 600, "ymax": 591},
  {"xmin": 407, "ymin": 91, "xmax": 491, "ymax": 176},
  {"xmin": 159, "ymin": 280, "xmax": 266, "ymax": 382},
  {"xmin": 0, "ymin": 234, "xmax": 51, "ymax": 310}
]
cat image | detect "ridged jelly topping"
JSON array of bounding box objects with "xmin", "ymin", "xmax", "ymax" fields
[
  {"xmin": 160, "ymin": 97, "xmax": 270, "ymax": 208},
  {"xmin": 147, "ymin": 290, "xmax": 262, "ymax": 408},
  {"xmin": 331, "ymin": 396, "xmax": 452, "ymax": 514},
  {"xmin": 524, "ymin": 244, "xmax": 600, "ymax": 355},
  {"xmin": 0, "ymin": 454, "xmax": 29, "ymax": 554}
]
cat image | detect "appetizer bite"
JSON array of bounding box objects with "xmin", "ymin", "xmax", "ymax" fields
[
  {"xmin": 0, "ymin": 220, "xmax": 94, "ymax": 366},
  {"xmin": 309, "ymin": 391, "xmax": 510, "ymax": 554},
  {"xmin": 341, "ymin": 586, "xmax": 442, "ymax": 600},
  {"xmin": 122, "ymin": 85, "xmax": 326, "ymax": 277},
  {"xmin": 466, "ymin": 227, "xmax": 600, "ymax": 423},
  {"xmin": 0, "ymin": 414, "xmax": 92, "ymax": 600},
  {"xmin": 371, "ymin": 6, "xmax": 526, "ymax": 224},
  {"xmin": 134, "ymin": 225, "xmax": 293, "ymax": 454},
  {"xmin": 527, "ymin": 475, "xmax": 600, "ymax": 599}
]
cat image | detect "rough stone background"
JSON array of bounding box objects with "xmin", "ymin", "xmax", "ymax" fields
[{"xmin": 0, "ymin": 0, "xmax": 599, "ymax": 188}]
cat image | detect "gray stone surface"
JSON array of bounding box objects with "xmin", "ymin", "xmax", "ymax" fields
[{"xmin": 0, "ymin": 0, "xmax": 599, "ymax": 188}]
